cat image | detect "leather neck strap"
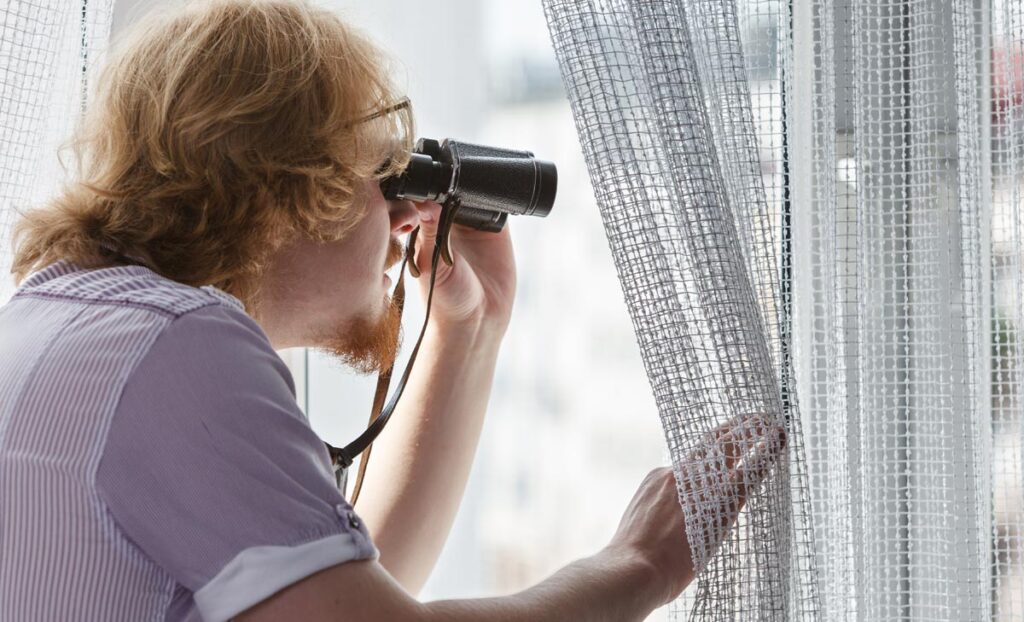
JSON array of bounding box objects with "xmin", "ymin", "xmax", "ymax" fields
[{"xmin": 325, "ymin": 199, "xmax": 462, "ymax": 505}]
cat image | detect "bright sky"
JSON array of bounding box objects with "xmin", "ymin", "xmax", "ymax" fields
[{"xmin": 483, "ymin": 1, "xmax": 557, "ymax": 64}]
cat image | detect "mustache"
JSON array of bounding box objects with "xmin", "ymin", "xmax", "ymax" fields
[{"xmin": 385, "ymin": 237, "xmax": 405, "ymax": 271}]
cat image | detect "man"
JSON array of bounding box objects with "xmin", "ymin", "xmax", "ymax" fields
[{"xmin": 0, "ymin": 1, "xmax": 784, "ymax": 620}]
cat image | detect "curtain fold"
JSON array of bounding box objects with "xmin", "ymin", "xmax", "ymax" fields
[
  {"xmin": 545, "ymin": 0, "xmax": 1024, "ymax": 619},
  {"xmin": 0, "ymin": 0, "xmax": 114, "ymax": 301},
  {"xmin": 544, "ymin": 0, "xmax": 818, "ymax": 618}
]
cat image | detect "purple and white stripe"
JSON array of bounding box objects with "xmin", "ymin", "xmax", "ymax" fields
[{"xmin": 0, "ymin": 261, "xmax": 376, "ymax": 621}]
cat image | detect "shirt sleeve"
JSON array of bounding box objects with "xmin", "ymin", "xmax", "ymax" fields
[{"xmin": 96, "ymin": 303, "xmax": 377, "ymax": 622}]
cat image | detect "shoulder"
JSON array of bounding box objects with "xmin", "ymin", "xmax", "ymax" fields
[
  {"xmin": 15, "ymin": 261, "xmax": 286, "ymax": 391},
  {"xmin": 15, "ymin": 259, "xmax": 247, "ymax": 319},
  {"xmin": 123, "ymin": 299, "xmax": 298, "ymax": 407}
]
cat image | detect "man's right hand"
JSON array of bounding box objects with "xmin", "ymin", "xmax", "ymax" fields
[{"xmin": 235, "ymin": 414, "xmax": 787, "ymax": 622}]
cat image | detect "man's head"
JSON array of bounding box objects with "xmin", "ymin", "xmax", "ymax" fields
[
  {"xmin": 258, "ymin": 177, "xmax": 419, "ymax": 373},
  {"xmin": 12, "ymin": 0, "xmax": 418, "ymax": 371}
]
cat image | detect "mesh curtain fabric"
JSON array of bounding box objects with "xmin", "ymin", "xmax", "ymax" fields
[
  {"xmin": 0, "ymin": 0, "xmax": 114, "ymax": 302},
  {"xmin": 545, "ymin": 0, "xmax": 1024, "ymax": 620}
]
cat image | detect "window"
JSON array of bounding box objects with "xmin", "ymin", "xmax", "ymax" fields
[{"xmin": 289, "ymin": 0, "xmax": 667, "ymax": 616}]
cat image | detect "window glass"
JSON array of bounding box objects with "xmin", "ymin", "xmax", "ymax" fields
[{"xmin": 297, "ymin": 1, "xmax": 667, "ymax": 616}]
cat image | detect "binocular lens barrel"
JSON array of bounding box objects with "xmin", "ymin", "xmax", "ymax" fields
[{"xmin": 379, "ymin": 138, "xmax": 556, "ymax": 232}]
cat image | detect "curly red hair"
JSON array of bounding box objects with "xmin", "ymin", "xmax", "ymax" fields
[{"xmin": 11, "ymin": 0, "xmax": 412, "ymax": 314}]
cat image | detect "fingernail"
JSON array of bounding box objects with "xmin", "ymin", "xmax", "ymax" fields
[{"xmin": 419, "ymin": 210, "xmax": 434, "ymax": 223}]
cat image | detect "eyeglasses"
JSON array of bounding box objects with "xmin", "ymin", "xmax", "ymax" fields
[{"xmin": 345, "ymin": 96, "xmax": 411, "ymax": 127}]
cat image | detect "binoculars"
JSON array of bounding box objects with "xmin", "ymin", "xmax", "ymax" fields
[{"xmin": 379, "ymin": 138, "xmax": 557, "ymax": 231}]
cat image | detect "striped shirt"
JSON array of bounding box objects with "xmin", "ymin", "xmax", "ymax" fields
[{"xmin": 0, "ymin": 260, "xmax": 377, "ymax": 621}]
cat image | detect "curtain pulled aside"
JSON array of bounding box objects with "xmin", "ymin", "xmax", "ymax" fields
[
  {"xmin": 544, "ymin": 0, "xmax": 818, "ymax": 617},
  {"xmin": 0, "ymin": 0, "xmax": 114, "ymax": 302},
  {"xmin": 545, "ymin": 0, "xmax": 1024, "ymax": 620}
]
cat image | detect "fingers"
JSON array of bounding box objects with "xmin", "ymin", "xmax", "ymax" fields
[
  {"xmin": 413, "ymin": 200, "xmax": 441, "ymax": 230},
  {"xmin": 689, "ymin": 412, "xmax": 773, "ymax": 471},
  {"xmin": 728, "ymin": 424, "xmax": 786, "ymax": 504},
  {"xmin": 708, "ymin": 424, "xmax": 787, "ymax": 542},
  {"xmin": 677, "ymin": 413, "xmax": 786, "ymax": 516},
  {"xmin": 409, "ymin": 201, "xmax": 443, "ymax": 277},
  {"xmin": 718, "ymin": 413, "xmax": 777, "ymax": 471},
  {"xmin": 686, "ymin": 414, "xmax": 744, "ymax": 466},
  {"xmin": 668, "ymin": 413, "xmax": 787, "ymax": 568}
]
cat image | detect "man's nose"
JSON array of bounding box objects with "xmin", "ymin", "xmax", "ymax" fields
[{"xmin": 389, "ymin": 200, "xmax": 419, "ymax": 235}]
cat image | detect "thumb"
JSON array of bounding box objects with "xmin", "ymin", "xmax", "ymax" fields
[{"xmin": 411, "ymin": 201, "xmax": 444, "ymax": 277}]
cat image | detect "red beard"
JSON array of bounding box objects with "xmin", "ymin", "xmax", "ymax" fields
[
  {"xmin": 314, "ymin": 294, "xmax": 403, "ymax": 374},
  {"xmin": 314, "ymin": 237, "xmax": 407, "ymax": 374}
]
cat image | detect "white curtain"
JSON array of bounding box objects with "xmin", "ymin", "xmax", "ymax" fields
[
  {"xmin": 545, "ymin": 0, "xmax": 1024, "ymax": 619},
  {"xmin": 0, "ymin": 0, "xmax": 114, "ymax": 302}
]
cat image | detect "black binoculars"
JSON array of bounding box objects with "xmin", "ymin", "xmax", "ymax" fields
[{"xmin": 379, "ymin": 138, "xmax": 557, "ymax": 232}]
